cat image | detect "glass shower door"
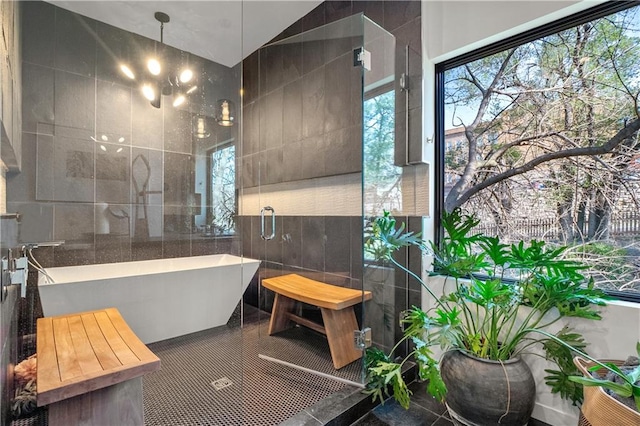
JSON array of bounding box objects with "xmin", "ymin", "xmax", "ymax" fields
[{"xmin": 247, "ymin": 13, "xmax": 395, "ymax": 387}]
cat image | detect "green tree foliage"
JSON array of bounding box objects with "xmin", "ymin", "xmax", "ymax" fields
[{"xmin": 364, "ymin": 91, "xmax": 402, "ymax": 216}]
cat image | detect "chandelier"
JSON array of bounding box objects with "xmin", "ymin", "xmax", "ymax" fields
[{"xmin": 119, "ymin": 12, "xmax": 197, "ymax": 109}]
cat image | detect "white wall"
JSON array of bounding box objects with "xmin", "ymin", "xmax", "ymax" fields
[{"xmin": 420, "ymin": 1, "xmax": 637, "ymax": 424}]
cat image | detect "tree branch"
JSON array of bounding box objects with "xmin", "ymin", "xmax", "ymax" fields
[{"xmin": 448, "ymin": 118, "xmax": 640, "ymax": 211}]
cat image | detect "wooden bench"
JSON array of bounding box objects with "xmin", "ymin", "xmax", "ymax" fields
[
  {"xmin": 262, "ymin": 274, "xmax": 372, "ymax": 369},
  {"xmin": 37, "ymin": 307, "xmax": 160, "ymax": 426}
]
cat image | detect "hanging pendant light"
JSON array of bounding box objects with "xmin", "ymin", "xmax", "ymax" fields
[
  {"xmin": 193, "ymin": 115, "xmax": 212, "ymax": 139},
  {"xmin": 120, "ymin": 11, "xmax": 196, "ymax": 109},
  {"xmin": 216, "ymin": 99, "xmax": 235, "ymax": 126}
]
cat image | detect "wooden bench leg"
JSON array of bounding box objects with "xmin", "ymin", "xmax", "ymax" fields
[
  {"xmin": 321, "ymin": 307, "xmax": 363, "ymax": 369},
  {"xmin": 48, "ymin": 377, "xmax": 143, "ymax": 426},
  {"xmin": 268, "ymin": 293, "xmax": 297, "ymax": 335}
]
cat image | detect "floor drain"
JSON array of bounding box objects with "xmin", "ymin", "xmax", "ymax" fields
[{"xmin": 211, "ymin": 377, "xmax": 233, "ymax": 390}]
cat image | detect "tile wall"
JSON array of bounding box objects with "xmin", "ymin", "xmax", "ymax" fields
[
  {"xmin": 7, "ymin": 1, "xmax": 241, "ymax": 270},
  {"xmin": 241, "ymin": 0, "xmax": 424, "ymax": 354}
]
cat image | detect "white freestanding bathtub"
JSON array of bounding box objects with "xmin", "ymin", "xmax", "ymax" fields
[{"xmin": 38, "ymin": 254, "xmax": 260, "ymax": 344}]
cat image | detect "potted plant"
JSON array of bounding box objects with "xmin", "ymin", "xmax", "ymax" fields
[
  {"xmin": 364, "ymin": 209, "xmax": 609, "ymax": 425},
  {"xmin": 569, "ymin": 344, "xmax": 640, "ymax": 425}
]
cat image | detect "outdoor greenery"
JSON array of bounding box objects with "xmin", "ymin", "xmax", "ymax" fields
[
  {"xmin": 364, "ymin": 210, "xmax": 609, "ymax": 409},
  {"xmin": 209, "ymin": 144, "xmax": 236, "ymax": 234},
  {"xmin": 363, "ymin": 90, "xmax": 402, "ymax": 218},
  {"xmin": 442, "ymin": 4, "xmax": 640, "ymax": 294}
]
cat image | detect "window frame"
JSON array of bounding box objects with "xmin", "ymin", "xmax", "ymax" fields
[{"xmin": 433, "ymin": 0, "xmax": 640, "ymax": 303}]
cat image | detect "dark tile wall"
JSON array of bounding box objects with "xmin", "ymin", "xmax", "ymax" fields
[
  {"xmin": 0, "ymin": 285, "xmax": 19, "ymax": 425},
  {"xmin": 242, "ymin": 19, "xmax": 362, "ymax": 186},
  {"xmin": 1, "ymin": 215, "xmax": 21, "ymax": 425},
  {"xmin": 241, "ymin": 1, "xmax": 423, "ymax": 356},
  {"xmin": 7, "ymin": 1, "xmax": 241, "ymax": 272},
  {"xmin": 241, "ymin": 215, "xmax": 363, "ymax": 309}
]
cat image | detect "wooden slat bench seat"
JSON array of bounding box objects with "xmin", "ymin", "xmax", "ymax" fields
[
  {"xmin": 37, "ymin": 307, "xmax": 160, "ymax": 426},
  {"xmin": 262, "ymin": 274, "xmax": 372, "ymax": 369}
]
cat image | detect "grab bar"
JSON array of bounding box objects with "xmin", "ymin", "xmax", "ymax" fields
[{"xmin": 260, "ymin": 206, "xmax": 276, "ymax": 241}]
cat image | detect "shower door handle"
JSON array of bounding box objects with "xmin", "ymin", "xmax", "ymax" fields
[{"xmin": 260, "ymin": 206, "xmax": 276, "ymax": 240}]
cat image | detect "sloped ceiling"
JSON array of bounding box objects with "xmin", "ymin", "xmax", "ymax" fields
[{"xmin": 48, "ymin": 1, "xmax": 322, "ymax": 67}]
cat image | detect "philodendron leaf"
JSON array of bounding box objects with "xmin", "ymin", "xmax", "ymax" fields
[
  {"xmin": 440, "ymin": 208, "xmax": 482, "ymax": 242},
  {"xmin": 478, "ymin": 236, "xmax": 511, "ymax": 267},
  {"xmin": 368, "ymin": 361, "xmax": 411, "ymax": 409},
  {"xmin": 401, "ymin": 307, "xmax": 429, "ymax": 339},
  {"xmin": 544, "ymin": 368, "xmax": 584, "ymax": 404},
  {"xmin": 364, "ymin": 347, "xmax": 390, "ymax": 371},
  {"xmin": 367, "ymin": 211, "xmax": 426, "ymax": 261},
  {"xmin": 363, "ymin": 348, "xmax": 395, "ymax": 406}
]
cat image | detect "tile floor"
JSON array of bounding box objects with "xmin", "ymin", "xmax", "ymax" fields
[{"xmin": 352, "ymin": 381, "xmax": 453, "ymax": 425}]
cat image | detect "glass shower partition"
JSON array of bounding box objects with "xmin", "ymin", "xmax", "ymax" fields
[{"xmin": 243, "ymin": 14, "xmax": 395, "ymax": 388}]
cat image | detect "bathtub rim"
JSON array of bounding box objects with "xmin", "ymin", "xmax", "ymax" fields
[{"xmin": 37, "ymin": 254, "xmax": 261, "ymax": 286}]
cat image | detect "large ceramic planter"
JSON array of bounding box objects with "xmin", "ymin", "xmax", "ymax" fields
[{"xmin": 440, "ymin": 349, "xmax": 536, "ymax": 426}]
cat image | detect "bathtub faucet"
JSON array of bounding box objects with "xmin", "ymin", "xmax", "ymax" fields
[
  {"xmin": 1, "ymin": 246, "xmax": 29, "ymax": 300},
  {"xmin": 22, "ymin": 240, "xmax": 65, "ymax": 250}
]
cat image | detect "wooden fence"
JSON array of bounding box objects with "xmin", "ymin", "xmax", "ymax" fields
[{"xmin": 474, "ymin": 212, "xmax": 640, "ymax": 240}]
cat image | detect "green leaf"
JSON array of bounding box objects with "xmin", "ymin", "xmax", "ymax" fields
[
  {"xmin": 477, "ymin": 236, "xmax": 511, "ymax": 267},
  {"xmin": 465, "ymin": 277, "xmax": 515, "ymax": 308},
  {"xmin": 368, "ymin": 361, "xmax": 412, "ymax": 409},
  {"xmin": 401, "ymin": 307, "xmax": 429, "ymax": 339},
  {"xmin": 544, "ymin": 368, "xmax": 584, "ymax": 404},
  {"xmin": 365, "ymin": 211, "xmax": 426, "ymax": 261},
  {"xmin": 569, "ymin": 376, "xmax": 633, "ymax": 397},
  {"xmin": 365, "ymin": 347, "xmax": 391, "ymax": 370},
  {"xmin": 541, "ymin": 327, "xmax": 588, "ymax": 405}
]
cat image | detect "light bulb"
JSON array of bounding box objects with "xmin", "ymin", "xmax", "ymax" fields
[
  {"xmin": 218, "ymin": 100, "xmax": 234, "ymax": 126},
  {"xmin": 147, "ymin": 58, "xmax": 161, "ymax": 76},
  {"xmin": 100, "ymin": 145, "xmax": 107, "ymax": 152},
  {"xmin": 179, "ymin": 69, "xmax": 193, "ymax": 83},
  {"xmin": 173, "ymin": 94, "xmax": 186, "ymax": 107},
  {"xmin": 120, "ymin": 64, "xmax": 135, "ymax": 79},
  {"xmin": 186, "ymin": 85, "xmax": 198, "ymax": 94},
  {"xmin": 221, "ymin": 101, "xmax": 230, "ymax": 120},
  {"xmin": 142, "ymin": 84, "xmax": 156, "ymax": 101},
  {"xmin": 194, "ymin": 116, "xmax": 211, "ymax": 139},
  {"xmin": 116, "ymin": 147, "xmax": 123, "ymax": 153}
]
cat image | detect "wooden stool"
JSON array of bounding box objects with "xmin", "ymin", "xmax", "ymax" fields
[
  {"xmin": 37, "ymin": 308, "xmax": 160, "ymax": 426},
  {"xmin": 262, "ymin": 274, "xmax": 372, "ymax": 369}
]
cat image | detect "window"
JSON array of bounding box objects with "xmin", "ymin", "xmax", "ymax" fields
[
  {"xmin": 363, "ymin": 89, "xmax": 401, "ymax": 217},
  {"xmin": 436, "ymin": 2, "xmax": 640, "ymax": 299},
  {"xmin": 208, "ymin": 143, "xmax": 236, "ymax": 235}
]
